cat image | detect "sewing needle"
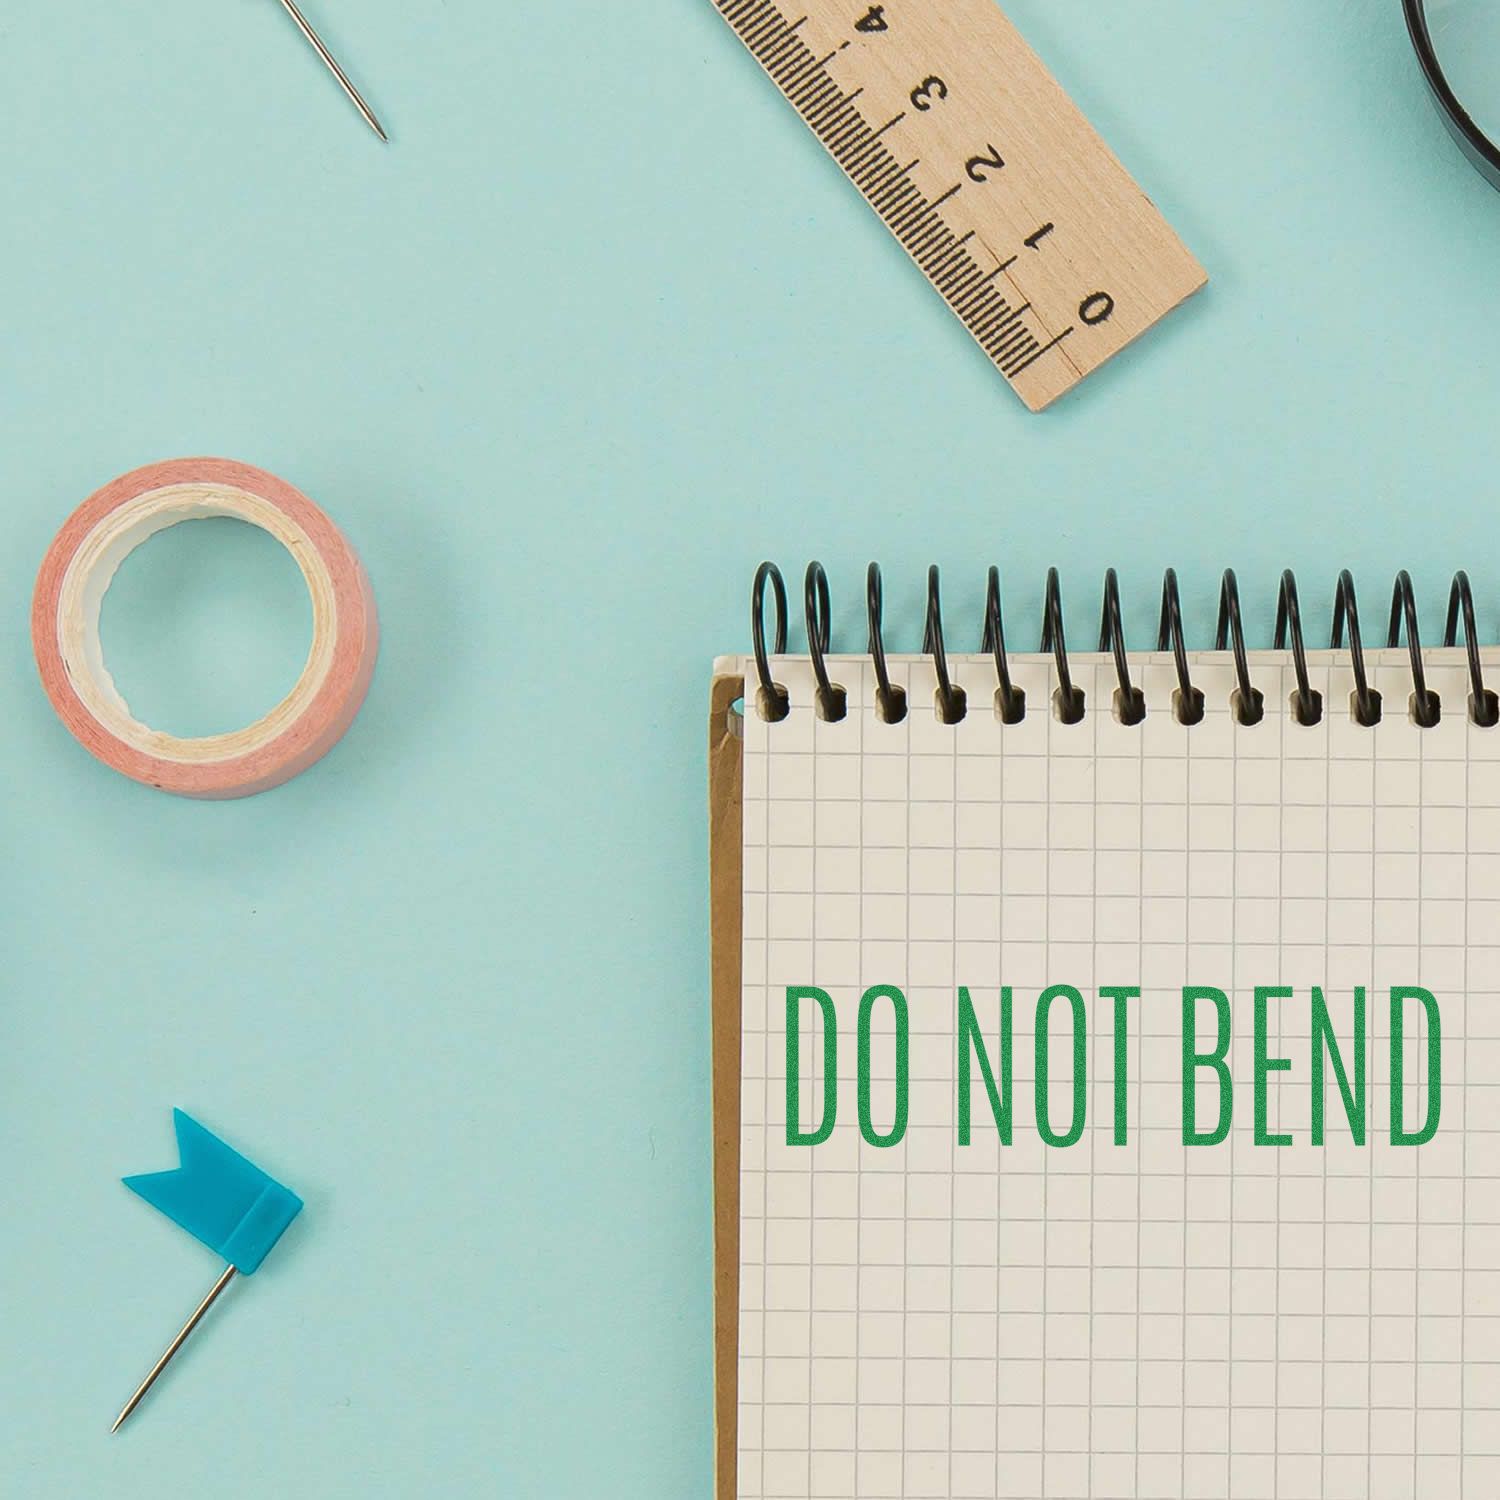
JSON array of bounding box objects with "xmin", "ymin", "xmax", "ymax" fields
[
  {"xmin": 275, "ymin": 0, "xmax": 389, "ymax": 143},
  {"xmin": 111, "ymin": 1266, "xmax": 239, "ymax": 1433}
]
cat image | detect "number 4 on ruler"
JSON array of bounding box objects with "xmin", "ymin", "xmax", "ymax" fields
[{"xmin": 712, "ymin": 0, "xmax": 1206, "ymax": 410}]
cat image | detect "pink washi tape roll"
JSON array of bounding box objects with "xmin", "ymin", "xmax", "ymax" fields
[{"xmin": 32, "ymin": 457, "xmax": 378, "ymax": 799}]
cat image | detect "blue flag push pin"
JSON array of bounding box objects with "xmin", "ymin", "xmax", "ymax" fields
[{"xmin": 113, "ymin": 1111, "xmax": 303, "ymax": 1432}]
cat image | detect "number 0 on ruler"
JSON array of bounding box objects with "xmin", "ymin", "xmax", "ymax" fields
[{"xmin": 714, "ymin": 0, "xmax": 1207, "ymax": 410}]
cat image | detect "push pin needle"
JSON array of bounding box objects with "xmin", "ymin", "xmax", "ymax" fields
[
  {"xmin": 112, "ymin": 1267, "xmax": 238, "ymax": 1433},
  {"xmin": 275, "ymin": 0, "xmax": 389, "ymax": 142}
]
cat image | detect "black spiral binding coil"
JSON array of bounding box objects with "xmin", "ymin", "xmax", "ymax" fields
[
  {"xmin": 923, "ymin": 565, "xmax": 968, "ymax": 726},
  {"xmin": 1099, "ymin": 567, "xmax": 1145, "ymax": 725},
  {"xmin": 1389, "ymin": 570, "xmax": 1440, "ymax": 728},
  {"xmin": 1158, "ymin": 568, "xmax": 1205, "ymax": 726},
  {"xmin": 1331, "ymin": 569, "xmax": 1381, "ymax": 727},
  {"xmin": 1446, "ymin": 571, "xmax": 1500, "ymax": 727},
  {"xmin": 982, "ymin": 567, "xmax": 1026, "ymax": 726},
  {"xmin": 1216, "ymin": 569, "xmax": 1264, "ymax": 726},
  {"xmin": 1040, "ymin": 567, "xmax": 1086, "ymax": 724},
  {"xmin": 865, "ymin": 562, "xmax": 907, "ymax": 725},
  {"xmin": 751, "ymin": 562, "xmax": 1495, "ymax": 729},
  {"xmin": 751, "ymin": 560, "xmax": 789, "ymax": 721},
  {"xmin": 1273, "ymin": 569, "xmax": 1323, "ymax": 726},
  {"xmin": 804, "ymin": 561, "xmax": 846, "ymax": 723}
]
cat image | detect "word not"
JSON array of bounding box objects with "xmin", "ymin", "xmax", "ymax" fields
[{"xmin": 785, "ymin": 984, "xmax": 1442, "ymax": 1150}]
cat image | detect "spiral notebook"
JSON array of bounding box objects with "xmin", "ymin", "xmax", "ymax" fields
[{"xmin": 708, "ymin": 565, "xmax": 1500, "ymax": 1500}]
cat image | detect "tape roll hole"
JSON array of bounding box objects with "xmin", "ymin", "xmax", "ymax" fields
[{"xmin": 100, "ymin": 516, "xmax": 313, "ymax": 738}]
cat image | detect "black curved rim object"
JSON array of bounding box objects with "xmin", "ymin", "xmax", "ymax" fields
[
  {"xmin": 751, "ymin": 560, "xmax": 789, "ymax": 720},
  {"xmin": 803, "ymin": 561, "xmax": 846, "ymax": 720},
  {"xmin": 922, "ymin": 565, "xmax": 967, "ymax": 723},
  {"xmin": 1331, "ymin": 570, "xmax": 1383, "ymax": 726},
  {"xmin": 1040, "ymin": 567, "xmax": 1086, "ymax": 723},
  {"xmin": 1214, "ymin": 569, "xmax": 1264, "ymax": 725},
  {"xmin": 866, "ymin": 562, "xmax": 907, "ymax": 723},
  {"xmin": 981, "ymin": 566, "xmax": 1026, "ymax": 724},
  {"xmin": 1156, "ymin": 567, "xmax": 1204, "ymax": 725},
  {"xmin": 1387, "ymin": 570, "xmax": 1441, "ymax": 727},
  {"xmin": 1403, "ymin": 0, "xmax": 1500, "ymax": 191},
  {"xmin": 1098, "ymin": 568, "xmax": 1146, "ymax": 724},
  {"xmin": 1445, "ymin": 570, "xmax": 1500, "ymax": 726},
  {"xmin": 1273, "ymin": 570, "xmax": 1323, "ymax": 725}
]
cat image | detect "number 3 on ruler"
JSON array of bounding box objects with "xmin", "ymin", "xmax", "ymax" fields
[{"xmin": 910, "ymin": 76, "xmax": 947, "ymax": 111}]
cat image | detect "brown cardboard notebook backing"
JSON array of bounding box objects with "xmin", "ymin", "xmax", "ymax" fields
[{"xmin": 708, "ymin": 673, "xmax": 745, "ymax": 1500}]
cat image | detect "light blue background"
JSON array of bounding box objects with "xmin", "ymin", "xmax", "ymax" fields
[{"xmin": 3, "ymin": 1, "xmax": 1499, "ymax": 1494}]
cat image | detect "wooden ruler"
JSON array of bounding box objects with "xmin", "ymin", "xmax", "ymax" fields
[{"xmin": 712, "ymin": 0, "xmax": 1207, "ymax": 409}]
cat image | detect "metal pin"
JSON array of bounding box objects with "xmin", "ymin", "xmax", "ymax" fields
[
  {"xmin": 111, "ymin": 1266, "xmax": 239, "ymax": 1433},
  {"xmin": 275, "ymin": 0, "xmax": 389, "ymax": 142}
]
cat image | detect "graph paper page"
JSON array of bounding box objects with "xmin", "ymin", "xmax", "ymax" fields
[{"xmin": 735, "ymin": 649, "xmax": 1500, "ymax": 1500}]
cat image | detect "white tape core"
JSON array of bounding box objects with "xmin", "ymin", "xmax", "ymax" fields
[{"xmin": 55, "ymin": 483, "xmax": 339, "ymax": 765}]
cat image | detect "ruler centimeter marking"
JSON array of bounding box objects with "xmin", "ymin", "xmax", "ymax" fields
[{"xmin": 713, "ymin": 0, "xmax": 1207, "ymax": 410}]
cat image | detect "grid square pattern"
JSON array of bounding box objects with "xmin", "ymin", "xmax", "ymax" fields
[{"xmin": 736, "ymin": 648, "xmax": 1500, "ymax": 1500}]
